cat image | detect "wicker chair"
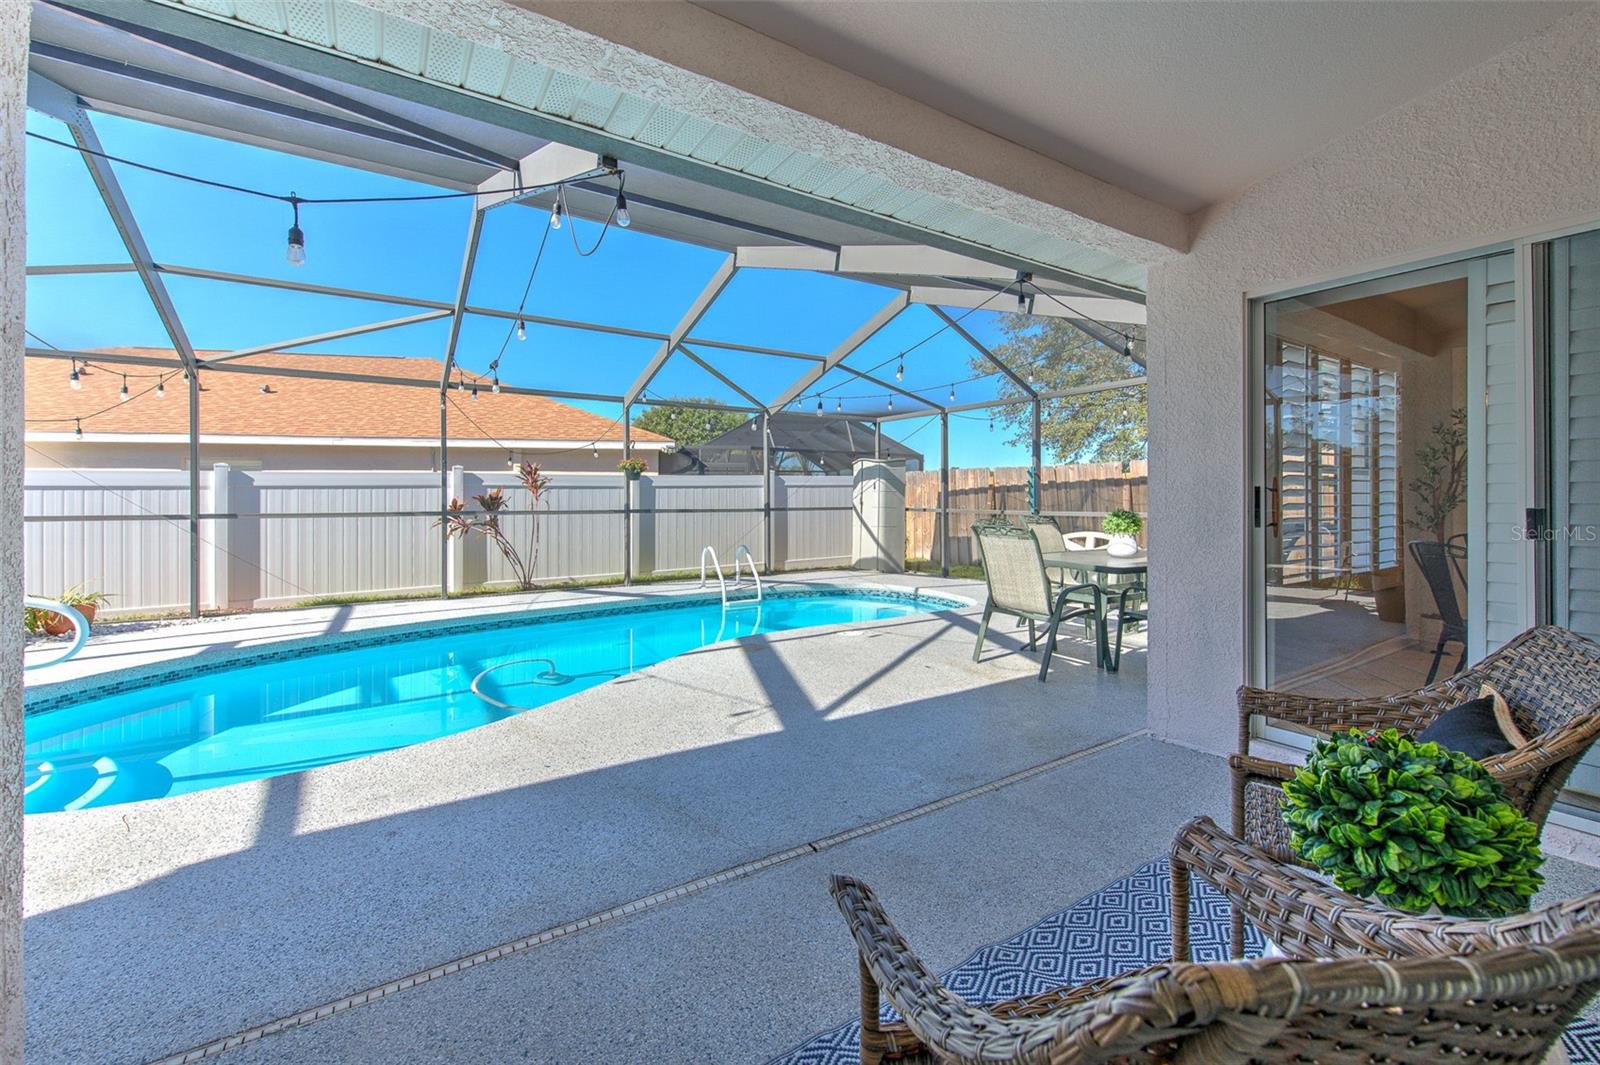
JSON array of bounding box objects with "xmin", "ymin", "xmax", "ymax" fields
[
  {"xmin": 1231, "ymin": 624, "xmax": 1600, "ymax": 955},
  {"xmin": 832, "ymin": 869, "xmax": 1600, "ymax": 1065},
  {"xmin": 1171, "ymin": 815, "xmax": 1600, "ymax": 963},
  {"xmin": 972, "ymin": 517, "xmax": 1102, "ymax": 682}
]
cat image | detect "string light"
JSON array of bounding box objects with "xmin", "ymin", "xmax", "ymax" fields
[
  {"xmin": 507, "ymin": 451, "xmax": 517, "ymax": 469},
  {"xmin": 155, "ymin": 377, "xmax": 165, "ymax": 399},
  {"xmin": 591, "ymin": 444, "xmax": 598, "ymax": 458},
  {"xmin": 471, "ymin": 384, "xmax": 479, "ymax": 401},
  {"xmin": 949, "ymin": 384, "xmax": 956, "ymax": 402},
  {"xmin": 1123, "ymin": 337, "xmax": 1135, "ymax": 359},
  {"xmin": 68, "ymin": 361, "xmax": 81, "ymax": 390},
  {"xmin": 73, "ymin": 418, "xmax": 82, "ymax": 440},
  {"xmin": 816, "ymin": 398, "xmax": 824, "ymax": 415},
  {"xmin": 118, "ymin": 375, "xmax": 129, "ymax": 402},
  {"xmin": 516, "ymin": 319, "xmax": 526, "ymax": 342},
  {"xmin": 895, "ymin": 361, "xmax": 904, "ymax": 382},
  {"xmin": 286, "ymin": 195, "xmax": 305, "ymax": 266},
  {"xmin": 615, "ymin": 189, "xmax": 631, "ymax": 228},
  {"xmin": 836, "ymin": 398, "xmax": 842, "ymax": 413},
  {"xmin": 492, "ymin": 375, "xmax": 501, "ymax": 394},
  {"xmin": 549, "ymin": 197, "xmax": 563, "ymax": 230},
  {"xmin": 750, "ymin": 419, "xmax": 757, "ymax": 432},
  {"xmin": 887, "ymin": 397, "xmax": 894, "ymax": 411}
]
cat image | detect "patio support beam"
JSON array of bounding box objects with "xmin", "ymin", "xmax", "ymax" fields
[
  {"xmin": 53, "ymin": 95, "xmax": 204, "ymax": 617},
  {"xmin": 622, "ymin": 406, "xmax": 632, "ymax": 587},
  {"xmin": 931, "ymin": 307, "xmax": 1035, "ymax": 398},
  {"xmin": 1030, "ymin": 399, "xmax": 1042, "ymax": 515},
  {"xmin": 205, "ymin": 310, "xmax": 454, "ymax": 364},
  {"xmin": 874, "ymin": 421, "xmax": 882, "ymax": 459},
  {"xmin": 1, "ymin": 5, "xmax": 26, "ymax": 1054},
  {"xmin": 769, "ymin": 292, "xmax": 909, "ymax": 413},
  {"xmin": 761, "ymin": 411, "xmax": 772, "ymax": 575},
  {"xmin": 940, "ymin": 412, "xmax": 951, "ymax": 578},
  {"xmin": 873, "ymin": 378, "xmax": 1147, "ymax": 421},
  {"xmin": 624, "ymin": 256, "xmax": 737, "ymax": 407},
  {"xmin": 439, "ymin": 209, "xmax": 485, "ymax": 599}
]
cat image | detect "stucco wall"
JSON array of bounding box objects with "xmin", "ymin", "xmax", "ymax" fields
[
  {"xmin": 1145, "ymin": 7, "xmax": 1600, "ymax": 754},
  {"xmin": 0, "ymin": 2, "xmax": 25, "ymax": 1056}
]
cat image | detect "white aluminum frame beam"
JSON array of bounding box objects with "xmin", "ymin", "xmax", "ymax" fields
[
  {"xmin": 624, "ymin": 255, "xmax": 738, "ymax": 406},
  {"xmin": 835, "ymin": 364, "xmax": 942, "ymax": 412},
  {"xmin": 476, "ymin": 143, "xmax": 616, "ymax": 212},
  {"xmin": 931, "ymin": 306, "xmax": 1035, "ymax": 398},
  {"xmin": 768, "ymin": 292, "xmax": 909, "ymax": 413},
  {"xmin": 908, "ymin": 284, "xmax": 1145, "ymax": 326},
  {"xmin": 875, "ymin": 376, "xmax": 1147, "ymax": 421},
  {"xmin": 677, "ymin": 344, "xmax": 765, "ymax": 409},
  {"xmin": 205, "ymin": 310, "xmax": 453, "ymax": 364}
]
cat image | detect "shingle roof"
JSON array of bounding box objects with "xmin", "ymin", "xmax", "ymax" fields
[{"xmin": 25, "ymin": 350, "xmax": 669, "ymax": 445}]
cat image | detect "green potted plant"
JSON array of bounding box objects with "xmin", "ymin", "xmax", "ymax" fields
[
  {"xmin": 617, "ymin": 457, "xmax": 647, "ymax": 481},
  {"xmin": 27, "ymin": 585, "xmax": 111, "ymax": 636},
  {"xmin": 1102, "ymin": 509, "xmax": 1143, "ymax": 557},
  {"xmin": 1282, "ymin": 727, "xmax": 1544, "ymax": 917}
]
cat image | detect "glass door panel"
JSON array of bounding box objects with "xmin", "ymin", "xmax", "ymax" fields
[{"xmin": 1258, "ymin": 265, "xmax": 1476, "ymax": 696}]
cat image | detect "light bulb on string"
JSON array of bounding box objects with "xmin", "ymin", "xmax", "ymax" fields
[
  {"xmin": 285, "ymin": 195, "xmax": 306, "ymax": 266},
  {"xmin": 507, "ymin": 451, "xmax": 517, "ymax": 469},
  {"xmin": 750, "ymin": 419, "xmax": 757, "ymax": 432},
  {"xmin": 68, "ymin": 360, "xmax": 81, "ymax": 390},
  {"xmin": 949, "ymin": 384, "xmax": 956, "ymax": 402},
  {"xmin": 492, "ymin": 376, "xmax": 501, "ymax": 394},
  {"xmin": 118, "ymin": 375, "xmax": 129, "ymax": 402},
  {"xmin": 887, "ymin": 397, "xmax": 894, "ymax": 411},
  {"xmin": 816, "ymin": 398, "xmax": 824, "ymax": 415},
  {"xmin": 516, "ymin": 319, "xmax": 527, "ymax": 342},
  {"xmin": 471, "ymin": 384, "xmax": 479, "ymax": 401},
  {"xmin": 615, "ymin": 189, "xmax": 631, "ymax": 228},
  {"xmin": 73, "ymin": 418, "xmax": 82, "ymax": 440},
  {"xmin": 591, "ymin": 444, "xmax": 598, "ymax": 458},
  {"xmin": 895, "ymin": 361, "xmax": 904, "ymax": 382},
  {"xmin": 549, "ymin": 196, "xmax": 563, "ymax": 230},
  {"xmin": 155, "ymin": 377, "xmax": 165, "ymax": 399},
  {"xmin": 1123, "ymin": 336, "xmax": 1135, "ymax": 359},
  {"xmin": 836, "ymin": 398, "xmax": 842, "ymax": 413}
]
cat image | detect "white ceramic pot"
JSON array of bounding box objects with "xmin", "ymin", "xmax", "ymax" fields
[{"xmin": 1106, "ymin": 533, "xmax": 1139, "ymax": 557}]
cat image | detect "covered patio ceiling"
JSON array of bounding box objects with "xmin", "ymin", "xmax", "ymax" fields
[{"xmin": 24, "ymin": 0, "xmax": 1146, "ymax": 426}]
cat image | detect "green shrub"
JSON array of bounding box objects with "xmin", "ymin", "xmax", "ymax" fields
[
  {"xmin": 1282, "ymin": 727, "xmax": 1544, "ymax": 917},
  {"xmin": 1102, "ymin": 509, "xmax": 1143, "ymax": 536}
]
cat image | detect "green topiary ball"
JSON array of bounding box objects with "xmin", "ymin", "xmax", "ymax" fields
[{"xmin": 1282, "ymin": 727, "xmax": 1544, "ymax": 917}]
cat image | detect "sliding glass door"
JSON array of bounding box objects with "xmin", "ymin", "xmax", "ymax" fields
[{"xmin": 1251, "ymin": 256, "xmax": 1515, "ymax": 697}]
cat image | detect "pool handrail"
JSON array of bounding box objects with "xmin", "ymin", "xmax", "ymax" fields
[
  {"xmin": 23, "ymin": 597, "xmax": 90, "ymax": 671},
  {"xmin": 731, "ymin": 544, "xmax": 763, "ymax": 604}
]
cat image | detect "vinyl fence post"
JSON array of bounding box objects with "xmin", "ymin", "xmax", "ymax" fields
[
  {"xmin": 1029, "ymin": 398, "xmax": 1042, "ymax": 516},
  {"xmin": 761, "ymin": 411, "xmax": 773, "ymax": 575},
  {"xmin": 622, "ymin": 408, "xmax": 632, "ymax": 587},
  {"xmin": 939, "ymin": 412, "xmax": 950, "ymax": 578}
]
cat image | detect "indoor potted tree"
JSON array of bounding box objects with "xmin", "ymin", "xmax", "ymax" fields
[
  {"xmin": 1281, "ymin": 727, "xmax": 1544, "ymax": 917},
  {"xmin": 1102, "ymin": 509, "xmax": 1143, "ymax": 557}
]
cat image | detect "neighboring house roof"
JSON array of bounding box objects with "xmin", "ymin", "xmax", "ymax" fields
[
  {"xmin": 666, "ymin": 413, "xmax": 923, "ymax": 475},
  {"xmin": 24, "ymin": 350, "xmax": 671, "ymax": 447}
]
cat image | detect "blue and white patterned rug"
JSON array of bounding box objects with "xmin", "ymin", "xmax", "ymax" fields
[{"xmin": 770, "ymin": 858, "xmax": 1600, "ymax": 1064}]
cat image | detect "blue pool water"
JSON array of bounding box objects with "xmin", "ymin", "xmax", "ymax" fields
[{"xmin": 24, "ymin": 590, "xmax": 949, "ymax": 814}]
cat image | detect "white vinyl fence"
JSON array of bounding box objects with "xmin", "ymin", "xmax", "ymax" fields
[{"xmin": 24, "ymin": 466, "xmax": 855, "ymax": 615}]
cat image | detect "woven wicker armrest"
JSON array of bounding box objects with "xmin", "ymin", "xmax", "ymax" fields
[
  {"xmin": 1481, "ymin": 713, "xmax": 1600, "ymax": 782},
  {"xmin": 1229, "ymin": 753, "xmax": 1298, "ymax": 782},
  {"xmin": 1236, "ymin": 685, "xmax": 1439, "ymax": 740},
  {"xmin": 1171, "ymin": 815, "xmax": 1600, "ymax": 964}
]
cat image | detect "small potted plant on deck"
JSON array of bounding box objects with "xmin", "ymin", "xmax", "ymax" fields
[
  {"xmin": 1102, "ymin": 509, "xmax": 1143, "ymax": 557},
  {"xmin": 1282, "ymin": 727, "xmax": 1544, "ymax": 917},
  {"xmin": 27, "ymin": 585, "xmax": 111, "ymax": 636},
  {"xmin": 617, "ymin": 457, "xmax": 647, "ymax": 481}
]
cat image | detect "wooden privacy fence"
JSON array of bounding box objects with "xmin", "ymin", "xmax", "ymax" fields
[{"xmin": 906, "ymin": 461, "xmax": 1148, "ymax": 564}]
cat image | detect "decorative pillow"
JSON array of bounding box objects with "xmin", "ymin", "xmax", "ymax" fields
[
  {"xmin": 1416, "ymin": 695, "xmax": 1515, "ymax": 760},
  {"xmin": 1482, "ymin": 682, "xmax": 1529, "ymax": 748}
]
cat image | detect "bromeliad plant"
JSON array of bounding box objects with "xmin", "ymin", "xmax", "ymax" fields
[
  {"xmin": 438, "ymin": 461, "xmax": 552, "ymax": 591},
  {"xmin": 1282, "ymin": 728, "xmax": 1544, "ymax": 917}
]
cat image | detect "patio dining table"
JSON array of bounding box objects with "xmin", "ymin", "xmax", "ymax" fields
[{"xmin": 1041, "ymin": 549, "xmax": 1148, "ymax": 669}]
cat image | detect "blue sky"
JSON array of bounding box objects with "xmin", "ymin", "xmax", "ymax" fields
[{"xmin": 25, "ymin": 110, "xmax": 1038, "ymax": 467}]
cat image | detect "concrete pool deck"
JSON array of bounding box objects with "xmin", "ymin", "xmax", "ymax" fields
[
  {"xmin": 27, "ymin": 573, "xmax": 1590, "ymax": 1063},
  {"xmin": 24, "ymin": 571, "xmax": 1159, "ymax": 1062}
]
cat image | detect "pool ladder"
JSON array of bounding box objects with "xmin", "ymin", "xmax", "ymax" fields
[
  {"xmin": 23, "ymin": 596, "xmax": 91, "ymax": 671},
  {"xmin": 700, "ymin": 544, "xmax": 762, "ymax": 608}
]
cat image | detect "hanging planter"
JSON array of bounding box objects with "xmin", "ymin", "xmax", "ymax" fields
[{"xmin": 617, "ymin": 458, "xmax": 647, "ymax": 481}]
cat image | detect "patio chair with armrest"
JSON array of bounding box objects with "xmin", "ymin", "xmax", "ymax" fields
[
  {"xmin": 832, "ymin": 864, "xmax": 1600, "ymax": 1065},
  {"xmin": 1409, "ymin": 537, "xmax": 1469, "ymax": 683},
  {"xmin": 972, "ymin": 517, "xmax": 1102, "ymax": 683},
  {"xmin": 1107, "ymin": 580, "xmax": 1146, "ymax": 673},
  {"xmin": 1024, "ymin": 514, "xmax": 1099, "ymax": 639},
  {"xmin": 1171, "ymin": 814, "xmax": 1600, "ymax": 964},
  {"xmin": 1230, "ymin": 623, "xmax": 1600, "ymax": 955}
]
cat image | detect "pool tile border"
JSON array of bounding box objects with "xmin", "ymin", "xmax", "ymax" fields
[{"xmin": 27, "ymin": 582, "xmax": 970, "ymax": 716}]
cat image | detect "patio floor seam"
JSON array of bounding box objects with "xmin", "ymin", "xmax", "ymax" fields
[{"xmin": 146, "ymin": 727, "xmax": 1149, "ymax": 1065}]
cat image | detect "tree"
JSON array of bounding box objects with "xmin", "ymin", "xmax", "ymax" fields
[
  {"xmin": 631, "ymin": 399, "xmax": 748, "ymax": 447},
  {"xmin": 972, "ymin": 315, "xmax": 1146, "ymax": 463}
]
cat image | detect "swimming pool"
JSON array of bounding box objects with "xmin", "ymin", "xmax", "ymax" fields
[{"xmin": 24, "ymin": 588, "xmax": 956, "ymax": 814}]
